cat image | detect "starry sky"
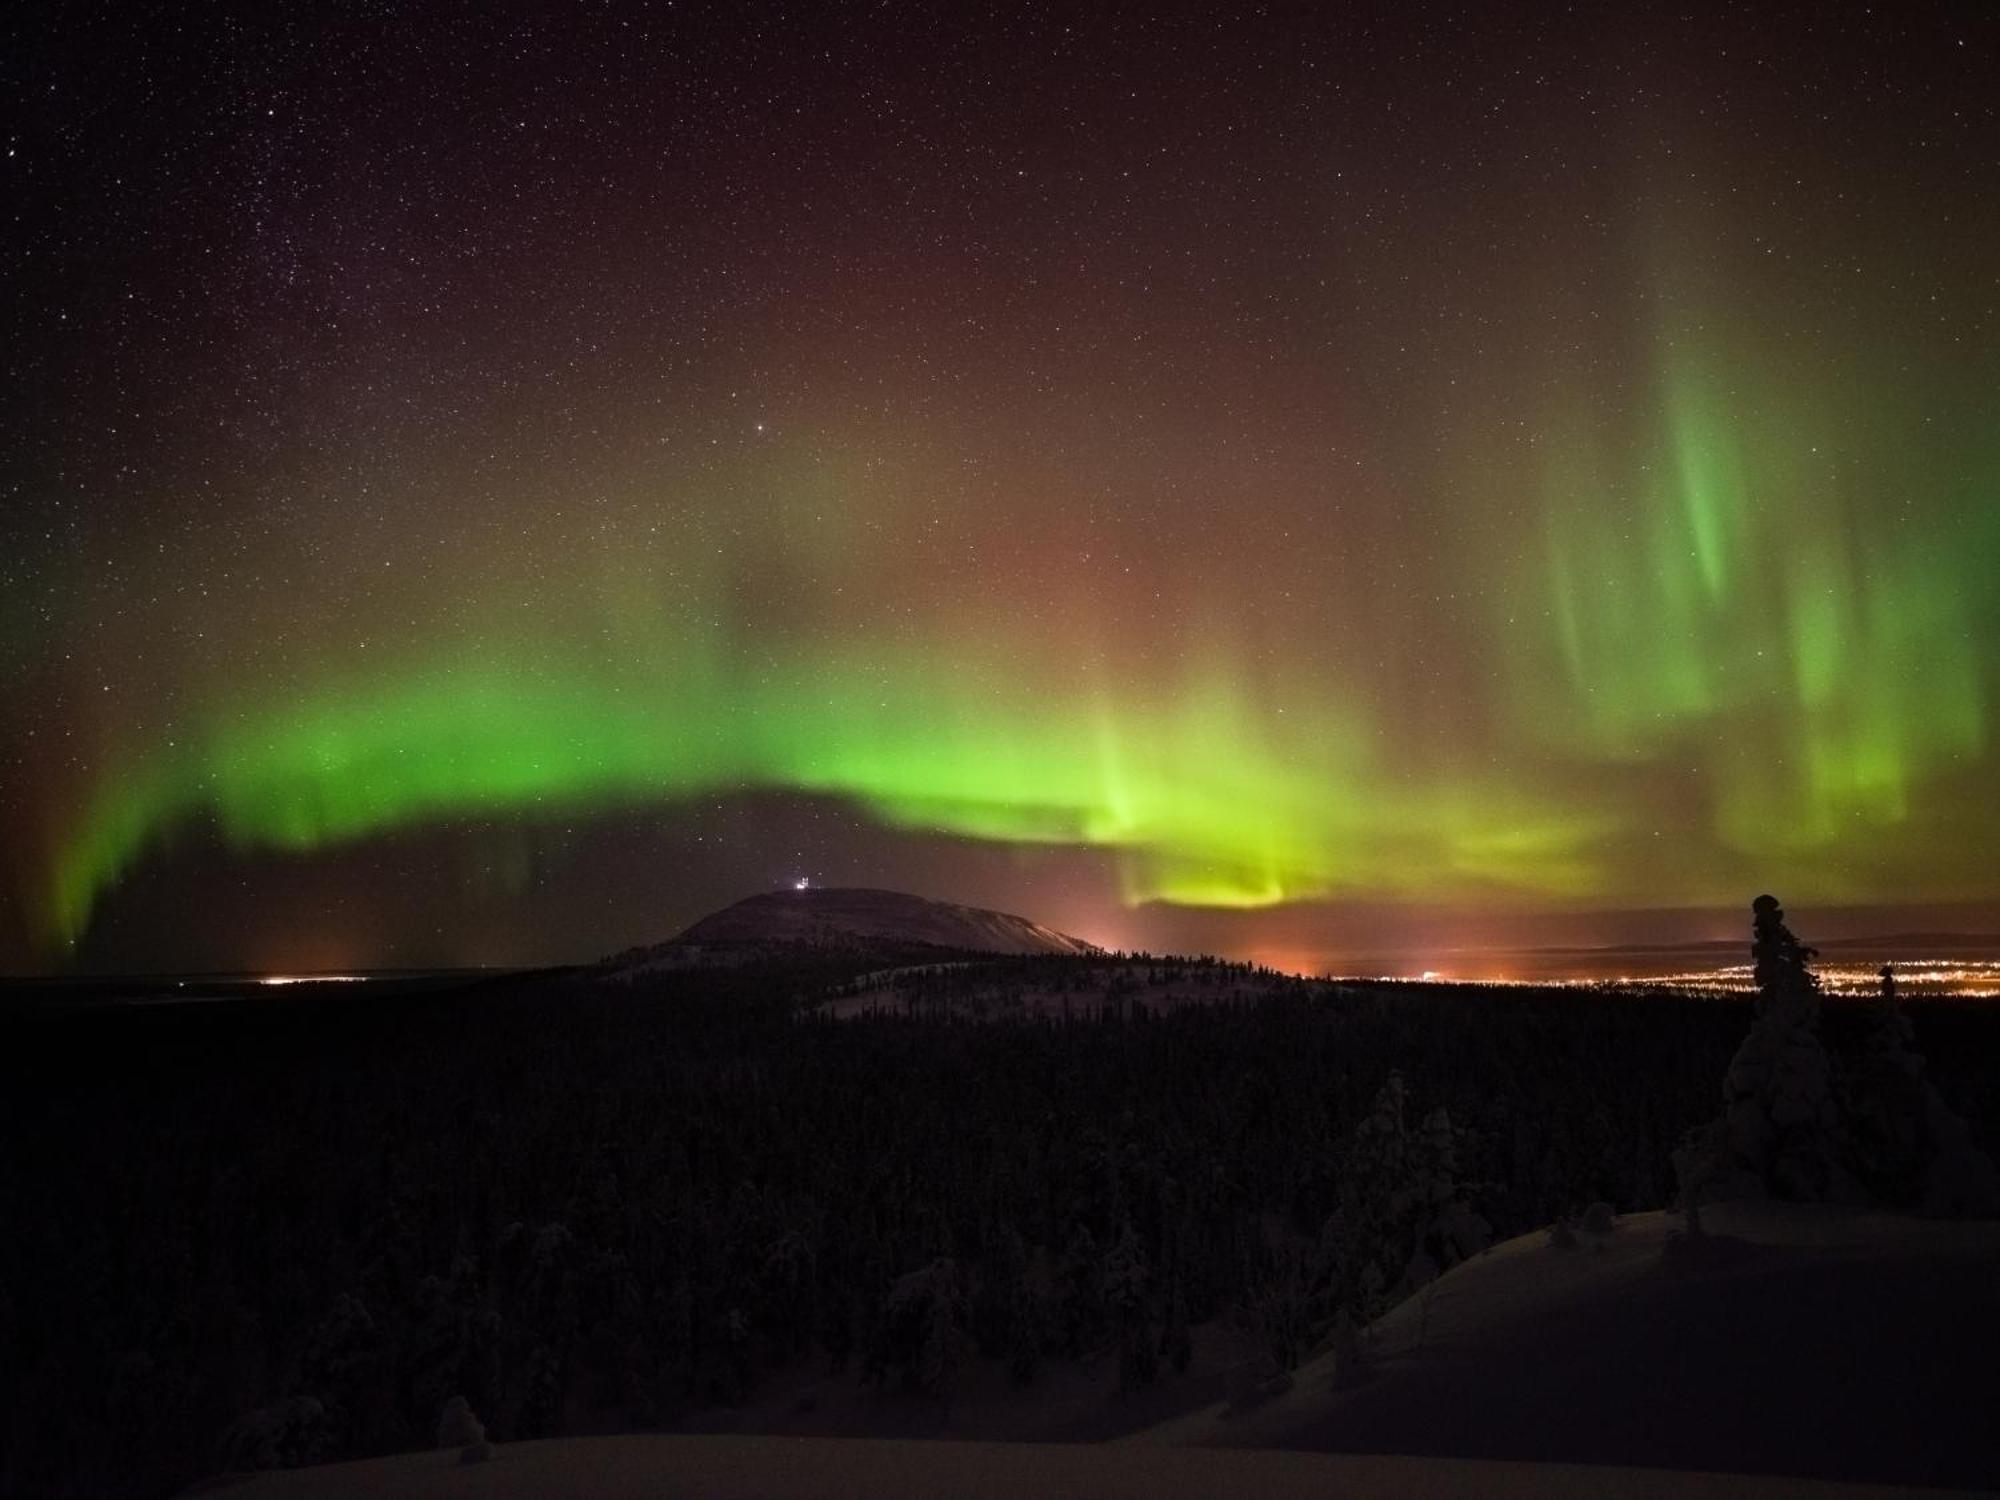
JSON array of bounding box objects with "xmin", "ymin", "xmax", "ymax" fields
[{"xmin": 4, "ymin": 2, "xmax": 1997, "ymax": 973}]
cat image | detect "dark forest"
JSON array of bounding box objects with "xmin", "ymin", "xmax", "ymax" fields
[{"xmin": 6, "ymin": 957, "xmax": 1996, "ymax": 1498}]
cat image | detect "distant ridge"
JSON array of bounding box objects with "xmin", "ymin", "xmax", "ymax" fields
[
  {"xmin": 1518, "ymin": 931, "xmax": 2000, "ymax": 958},
  {"xmin": 602, "ymin": 887, "xmax": 1101, "ymax": 972}
]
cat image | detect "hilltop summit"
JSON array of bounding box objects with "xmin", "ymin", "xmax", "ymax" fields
[{"xmin": 602, "ymin": 887, "xmax": 1100, "ymax": 971}]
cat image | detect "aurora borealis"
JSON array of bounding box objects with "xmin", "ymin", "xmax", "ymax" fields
[{"xmin": 5, "ymin": 4, "xmax": 1997, "ymax": 971}]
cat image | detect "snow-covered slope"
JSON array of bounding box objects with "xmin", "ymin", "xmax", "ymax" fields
[
  {"xmin": 1139, "ymin": 1201, "xmax": 2000, "ymax": 1492},
  {"xmin": 191, "ymin": 1432, "xmax": 1981, "ymax": 1499},
  {"xmin": 603, "ymin": 887, "xmax": 1101, "ymax": 971},
  {"xmin": 194, "ymin": 1204, "xmax": 1999, "ymax": 1498}
]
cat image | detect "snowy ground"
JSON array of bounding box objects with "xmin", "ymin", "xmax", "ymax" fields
[{"xmin": 191, "ymin": 1432, "xmax": 1986, "ymax": 1499}]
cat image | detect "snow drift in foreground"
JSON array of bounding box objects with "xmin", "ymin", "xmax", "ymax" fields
[
  {"xmin": 191, "ymin": 1431, "xmax": 1980, "ymax": 1500},
  {"xmin": 1144, "ymin": 1201, "xmax": 2000, "ymax": 1492}
]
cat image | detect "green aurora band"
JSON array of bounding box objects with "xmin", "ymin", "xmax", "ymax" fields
[{"xmin": 46, "ymin": 634, "xmax": 1615, "ymax": 946}]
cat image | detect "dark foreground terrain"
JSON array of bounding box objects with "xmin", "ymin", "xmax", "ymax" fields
[{"xmin": 3, "ymin": 953, "xmax": 1996, "ymax": 1498}]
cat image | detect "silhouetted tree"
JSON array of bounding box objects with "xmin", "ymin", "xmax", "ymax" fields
[
  {"xmin": 1839, "ymin": 958, "xmax": 2000, "ymax": 1214},
  {"xmin": 1675, "ymin": 895, "xmax": 1863, "ymax": 1210}
]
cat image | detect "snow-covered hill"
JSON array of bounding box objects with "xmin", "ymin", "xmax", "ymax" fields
[
  {"xmin": 1140, "ymin": 1201, "xmax": 2000, "ymax": 1491},
  {"xmin": 601, "ymin": 886, "xmax": 1101, "ymax": 973}
]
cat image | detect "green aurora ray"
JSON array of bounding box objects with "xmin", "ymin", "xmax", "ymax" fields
[{"xmin": 1497, "ymin": 298, "xmax": 1996, "ymax": 881}]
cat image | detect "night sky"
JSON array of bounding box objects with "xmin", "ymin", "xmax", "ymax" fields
[{"xmin": 5, "ymin": 3, "xmax": 1997, "ymax": 974}]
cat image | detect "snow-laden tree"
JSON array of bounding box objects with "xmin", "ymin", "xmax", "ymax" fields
[
  {"xmin": 1840, "ymin": 967, "xmax": 2000, "ymax": 1215},
  {"xmin": 218, "ymin": 1396, "xmax": 332, "ymax": 1472},
  {"xmin": 1676, "ymin": 896, "xmax": 1866, "ymax": 1211},
  {"xmin": 1323, "ymin": 1071, "xmax": 1491, "ymax": 1321},
  {"xmin": 435, "ymin": 1393, "xmax": 491, "ymax": 1461},
  {"xmin": 1103, "ymin": 1222, "xmax": 1157, "ymax": 1390},
  {"xmin": 872, "ymin": 1258, "xmax": 968, "ymax": 1398}
]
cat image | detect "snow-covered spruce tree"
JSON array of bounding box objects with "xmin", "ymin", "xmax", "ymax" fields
[
  {"xmin": 1407, "ymin": 1102, "xmax": 1494, "ymax": 1285},
  {"xmin": 1839, "ymin": 966, "xmax": 2000, "ymax": 1215},
  {"xmin": 1322, "ymin": 1071, "xmax": 1490, "ymax": 1323},
  {"xmin": 1056, "ymin": 1223, "xmax": 1109, "ymax": 1357},
  {"xmin": 1158, "ymin": 1271, "xmax": 1193, "ymax": 1376},
  {"xmin": 1838, "ymin": 967, "xmax": 1931, "ymax": 1200},
  {"xmin": 1675, "ymin": 895, "xmax": 1865, "ymax": 1211},
  {"xmin": 874, "ymin": 1258, "xmax": 968, "ymax": 1398},
  {"xmin": 1244, "ymin": 1233, "xmax": 1317, "ymax": 1375},
  {"xmin": 1913, "ymin": 1088, "xmax": 2000, "ymax": 1216},
  {"xmin": 406, "ymin": 1257, "xmax": 501, "ymax": 1447},
  {"xmin": 1103, "ymin": 1222, "xmax": 1158, "ymax": 1391},
  {"xmin": 435, "ymin": 1394, "xmax": 492, "ymax": 1463},
  {"xmin": 289, "ymin": 1291, "xmax": 387, "ymax": 1459},
  {"xmin": 436, "ymin": 1393, "xmax": 484, "ymax": 1448},
  {"xmin": 218, "ymin": 1396, "xmax": 332, "ymax": 1472},
  {"xmin": 974, "ymin": 1225, "xmax": 1048, "ymax": 1385}
]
